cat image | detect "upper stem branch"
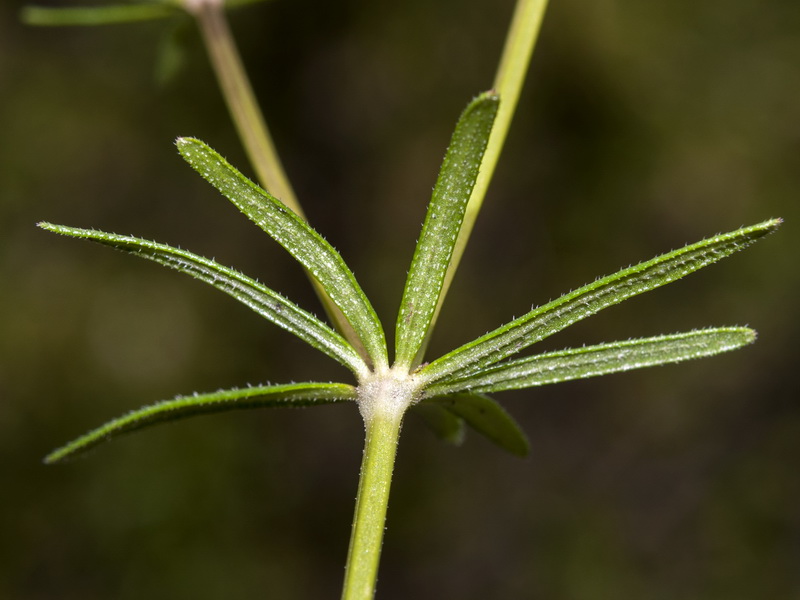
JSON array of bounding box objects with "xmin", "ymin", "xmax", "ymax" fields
[
  {"xmin": 416, "ymin": 0, "xmax": 550, "ymax": 364},
  {"xmin": 455, "ymin": 0, "xmax": 550, "ymax": 273},
  {"xmin": 191, "ymin": 0, "xmax": 303, "ymax": 216}
]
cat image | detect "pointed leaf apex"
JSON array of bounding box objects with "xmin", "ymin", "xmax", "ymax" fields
[
  {"xmin": 750, "ymin": 217, "xmax": 782, "ymax": 234},
  {"xmin": 175, "ymin": 136, "xmax": 204, "ymax": 156},
  {"xmin": 38, "ymin": 222, "xmax": 72, "ymax": 235}
]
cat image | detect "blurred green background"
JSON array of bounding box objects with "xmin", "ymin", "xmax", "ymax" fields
[{"xmin": 2, "ymin": 0, "xmax": 798, "ymax": 598}]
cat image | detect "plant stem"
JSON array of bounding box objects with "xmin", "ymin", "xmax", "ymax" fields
[
  {"xmin": 191, "ymin": 0, "xmax": 302, "ymax": 215},
  {"xmin": 189, "ymin": 0, "xmax": 370, "ymax": 361},
  {"xmin": 341, "ymin": 402, "xmax": 405, "ymax": 599},
  {"xmin": 417, "ymin": 0, "xmax": 550, "ymax": 364}
]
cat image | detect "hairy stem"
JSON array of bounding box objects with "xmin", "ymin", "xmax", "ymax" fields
[
  {"xmin": 189, "ymin": 0, "xmax": 369, "ymax": 361},
  {"xmin": 342, "ymin": 409, "xmax": 404, "ymax": 600},
  {"xmin": 342, "ymin": 369, "xmax": 419, "ymax": 599}
]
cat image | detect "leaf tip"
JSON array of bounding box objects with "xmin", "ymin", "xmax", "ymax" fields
[
  {"xmin": 175, "ymin": 136, "xmax": 206, "ymax": 151},
  {"xmin": 175, "ymin": 137, "xmax": 215, "ymax": 168},
  {"xmin": 38, "ymin": 222, "xmax": 81, "ymax": 238},
  {"xmin": 740, "ymin": 327, "xmax": 758, "ymax": 346},
  {"xmin": 175, "ymin": 136, "xmax": 196, "ymax": 153},
  {"xmin": 19, "ymin": 5, "xmax": 66, "ymax": 27},
  {"xmin": 760, "ymin": 217, "xmax": 783, "ymax": 233},
  {"xmin": 19, "ymin": 6, "xmax": 38, "ymax": 25},
  {"xmin": 37, "ymin": 221, "xmax": 68, "ymax": 235},
  {"xmin": 43, "ymin": 447, "xmax": 67, "ymax": 465},
  {"xmin": 508, "ymin": 432, "xmax": 531, "ymax": 457},
  {"xmin": 472, "ymin": 90, "xmax": 500, "ymax": 114}
]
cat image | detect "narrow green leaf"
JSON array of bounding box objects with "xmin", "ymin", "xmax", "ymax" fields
[
  {"xmin": 419, "ymin": 219, "xmax": 781, "ymax": 385},
  {"xmin": 394, "ymin": 92, "xmax": 499, "ymax": 369},
  {"xmin": 176, "ymin": 137, "xmax": 388, "ymax": 369},
  {"xmin": 428, "ymin": 327, "xmax": 757, "ymax": 395},
  {"xmin": 410, "ymin": 403, "xmax": 465, "ymax": 446},
  {"xmin": 422, "ymin": 394, "xmax": 529, "ymax": 456},
  {"xmin": 38, "ymin": 223, "xmax": 370, "ymax": 378},
  {"xmin": 21, "ymin": 3, "xmax": 176, "ymax": 27},
  {"xmin": 45, "ymin": 382, "xmax": 356, "ymax": 463}
]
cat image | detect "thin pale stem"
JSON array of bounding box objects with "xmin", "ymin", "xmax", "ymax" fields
[
  {"xmin": 191, "ymin": 0, "xmax": 301, "ymax": 215},
  {"xmin": 341, "ymin": 409, "xmax": 404, "ymax": 600},
  {"xmin": 453, "ymin": 0, "xmax": 550, "ymax": 283},
  {"xmin": 416, "ymin": 0, "xmax": 550, "ymax": 364},
  {"xmin": 189, "ymin": 0, "xmax": 370, "ymax": 362}
]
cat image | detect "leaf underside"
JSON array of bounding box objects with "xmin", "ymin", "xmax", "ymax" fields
[
  {"xmin": 45, "ymin": 382, "xmax": 356, "ymax": 464},
  {"xmin": 176, "ymin": 137, "xmax": 388, "ymax": 369},
  {"xmin": 410, "ymin": 403, "xmax": 466, "ymax": 446},
  {"xmin": 395, "ymin": 92, "xmax": 499, "ymax": 369},
  {"xmin": 419, "ymin": 218, "xmax": 781, "ymax": 385},
  {"xmin": 423, "ymin": 394, "xmax": 529, "ymax": 456},
  {"xmin": 38, "ymin": 222, "xmax": 369, "ymax": 378}
]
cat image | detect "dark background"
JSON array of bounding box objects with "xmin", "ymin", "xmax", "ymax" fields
[{"xmin": 2, "ymin": 0, "xmax": 798, "ymax": 598}]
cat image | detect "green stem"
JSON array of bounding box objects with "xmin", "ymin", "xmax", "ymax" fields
[
  {"xmin": 417, "ymin": 0, "xmax": 550, "ymax": 363},
  {"xmin": 189, "ymin": 0, "xmax": 370, "ymax": 362},
  {"xmin": 342, "ymin": 403, "xmax": 405, "ymax": 599},
  {"xmin": 455, "ymin": 0, "xmax": 550, "ymax": 279},
  {"xmin": 190, "ymin": 0, "xmax": 302, "ymax": 216},
  {"xmin": 340, "ymin": 3, "xmax": 552, "ymax": 593}
]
